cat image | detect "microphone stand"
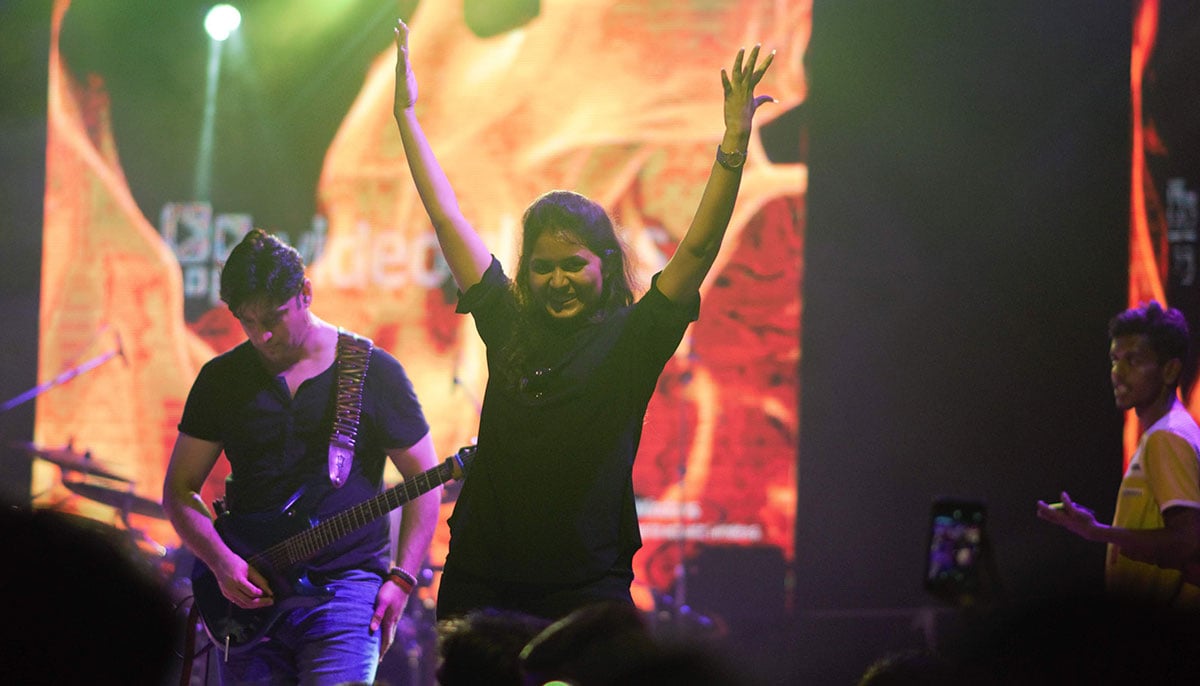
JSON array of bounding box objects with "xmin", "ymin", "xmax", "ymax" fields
[
  {"xmin": 654, "ymin": 357, "xmax": 714, "ymax": 638},
  {"xmin": 0, "ymin": 343, "xmax": 123, "ymax": 415}
]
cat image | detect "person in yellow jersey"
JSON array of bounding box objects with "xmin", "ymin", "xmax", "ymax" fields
[{"xmin": 1039, "ymin": 301, "xmax": 1200, "ymax": 607}]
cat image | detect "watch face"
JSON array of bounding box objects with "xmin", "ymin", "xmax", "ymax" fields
[{"xmin": 719, "ymin": 147, "xmax": 745, "ymax": 168}]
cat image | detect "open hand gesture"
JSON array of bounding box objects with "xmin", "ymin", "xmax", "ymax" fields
[
  {"xmin": 722, "ymin": 45, "xmax": 776, "ymax": 140},
  {"xmin": 393, "ymin": 19, "xmax": 418, "ymax": 115},
  {"xmin": 1036, "ymin": 491, "xmax": 1100, "ymax": 541}
]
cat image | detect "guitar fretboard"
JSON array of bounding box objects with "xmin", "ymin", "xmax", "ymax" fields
[{"xmin": 250, "ymin": 457, "xmax": 457, "ymax": 571}]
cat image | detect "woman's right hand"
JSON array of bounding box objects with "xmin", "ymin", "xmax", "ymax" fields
[
  {"xmin": 393, "ymin": 19, "xmax": 419, "ymax": 117},
  {"xmin": 389, "ymin": 16, "xmax": 497, "ymax": 292}
]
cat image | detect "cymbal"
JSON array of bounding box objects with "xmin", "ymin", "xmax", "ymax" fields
[
  {"xmin": 62, "ymin": 480, "xmax": 166, "ymax": 520},
  {"xmin": 9, "ymin": 441, "xmax": 132, "ymax": 483}
]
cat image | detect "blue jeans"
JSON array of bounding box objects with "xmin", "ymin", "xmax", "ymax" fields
[{"xmin": 218, "ymin": 569, "xmax": 382, "ymax": 686}]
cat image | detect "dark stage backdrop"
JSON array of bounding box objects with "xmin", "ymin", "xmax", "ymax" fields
[
  {"xmin": 0, "ymin": 3, "xmax": 49, "ymax": 506},
  {"xmin": 800, "ymin": 1, "xmax": 1134, "ymax": 683}
]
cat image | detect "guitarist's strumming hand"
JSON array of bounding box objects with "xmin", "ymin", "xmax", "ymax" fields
[
  {"xmin": 215, "ymin": 551, "xmax": 275, "ymax": 609},
  {"xmin": 370, "ymin": 578, "xmax": 408, "ymax": 659}
]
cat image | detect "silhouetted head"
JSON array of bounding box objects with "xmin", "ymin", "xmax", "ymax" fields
[{"xmin": 436, "ymin": 608, "xmax": 551, "ymax": 686}]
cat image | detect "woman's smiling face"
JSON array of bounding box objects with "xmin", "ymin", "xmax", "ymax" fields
[{"xmin": 527, "ymin": 230, "xmax": 604, "ymax": 320}]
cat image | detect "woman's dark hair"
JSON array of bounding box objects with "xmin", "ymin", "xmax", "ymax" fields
[{"xmin": 219, "ymin": 229, "xmax": 306, "ymax": 313}]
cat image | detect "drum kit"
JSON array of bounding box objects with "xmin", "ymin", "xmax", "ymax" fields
[
  {"xmin": 12, "ymin": 439, "xmax": 183, "ymax": 582},
  {"xmin": 2, "ymin": 331, "xmax": 182, "ymax": 575}
]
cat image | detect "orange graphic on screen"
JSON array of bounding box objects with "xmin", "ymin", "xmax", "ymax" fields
[
  {"xmin": 1129, "ymin": 0, "xmax": 1200, "ymax": 465},
  {"xmin": 38, "ymin": 0, "xmax": 808, "ymax": 602}
]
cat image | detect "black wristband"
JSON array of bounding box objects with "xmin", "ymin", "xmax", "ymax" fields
[{"xmin": 387, "ymin": 566, "xmax": 417, "ymax": 590}]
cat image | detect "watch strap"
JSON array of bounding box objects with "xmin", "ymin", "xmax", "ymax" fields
[{"xmin": 716, "ymin": 145, "xmax": 746, "ymax": 170}]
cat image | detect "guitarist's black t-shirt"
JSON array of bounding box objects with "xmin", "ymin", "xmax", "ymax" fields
[{"xmin": 178, "ymin": 340, "xmax": 429, "ymax": 578}]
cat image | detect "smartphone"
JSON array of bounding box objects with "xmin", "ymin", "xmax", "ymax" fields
[{"xmin": 924, "ymin": 497, "xmax": 987, "ymax": 600}]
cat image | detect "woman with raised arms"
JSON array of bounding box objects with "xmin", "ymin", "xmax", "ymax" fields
[{"xmin": 392, "ymin": 18, "xmax": 774, "ymax": 621}]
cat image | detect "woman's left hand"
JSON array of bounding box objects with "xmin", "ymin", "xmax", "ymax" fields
[{"xmin": 722, "ymin": 45, "xmax": 776, "ymax": 142}]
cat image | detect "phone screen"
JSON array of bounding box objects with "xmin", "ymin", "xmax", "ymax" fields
[{"xmin": 924, "ymin": 498, "xmax": 986, "ymax": 598}]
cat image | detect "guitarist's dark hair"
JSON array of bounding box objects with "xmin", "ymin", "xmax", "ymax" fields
[{"xmin": 219, "ymin": 229, "xmax": 306, "ymax": 314}]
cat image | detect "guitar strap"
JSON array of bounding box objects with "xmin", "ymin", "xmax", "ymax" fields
[{"xmin": 328, "ymin": 329, "xmax": 373, "ymax": 488}]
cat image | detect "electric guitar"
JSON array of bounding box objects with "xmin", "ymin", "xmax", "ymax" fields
[{"xmin": 191, "ymin": 445, "xmax": 473, "ymax": 654}]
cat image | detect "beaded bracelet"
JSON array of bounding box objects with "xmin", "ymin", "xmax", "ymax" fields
[{"xmin": 387, "ymin": 566, "xmax": 416, "ymax": 594}]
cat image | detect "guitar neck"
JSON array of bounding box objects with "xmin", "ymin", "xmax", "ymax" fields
[{"xmin": 254, "ymin": 458, "xmax": 455, "ymax": 571}]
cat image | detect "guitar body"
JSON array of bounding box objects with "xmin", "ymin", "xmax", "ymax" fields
[
  {"xmin": 188, "ymin": 447, "xmax": 473, "ymax": 656},
  {"xmin": 192, "ymin": 510, "xmax": 332, "ymax": 653}
]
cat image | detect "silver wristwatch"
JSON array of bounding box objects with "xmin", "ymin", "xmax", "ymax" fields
[{"xmin": 716, "ymin": 145, "xmax": 746, "ymax": 170}]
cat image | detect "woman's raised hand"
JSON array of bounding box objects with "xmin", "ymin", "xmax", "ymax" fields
[
  {"xmin": 393, "ymin": 19, "xmax": 419, "ymax": 116},
  {"xmin": 722, "ymin": 45, "xmax": 775, "ymax": 141}
]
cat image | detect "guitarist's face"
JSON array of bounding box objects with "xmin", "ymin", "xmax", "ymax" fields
[{"xmin": 234, "ymin": 286, "xmax": 313, "ymax": 366}]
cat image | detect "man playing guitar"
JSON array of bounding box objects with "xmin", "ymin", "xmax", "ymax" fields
[{"xmin": 163, "ymin": 229, "xmax": 441, "ymax": 684}]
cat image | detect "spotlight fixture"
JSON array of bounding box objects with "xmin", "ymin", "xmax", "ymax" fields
[{"xmin": 204, "ymin": 4, "xmax": 241, "ymax": 42}]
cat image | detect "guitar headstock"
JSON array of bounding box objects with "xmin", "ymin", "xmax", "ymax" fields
[{"xmin": 448, "ymin": 445, "xmax": 475, "ymax": 480}]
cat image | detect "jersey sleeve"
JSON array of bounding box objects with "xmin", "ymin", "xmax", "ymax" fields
[{"xmin": 1142, "ymin": 429, "xmax": 1200, "ymax": 512}]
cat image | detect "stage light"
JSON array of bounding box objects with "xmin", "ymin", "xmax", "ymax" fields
[
  {"xmin": 204, "ymin": 4, "xmax": 241, "ymax": 42},
  {"xmin": 196, "ymin": 4, "xmax": 241, "ymax": 200}
]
